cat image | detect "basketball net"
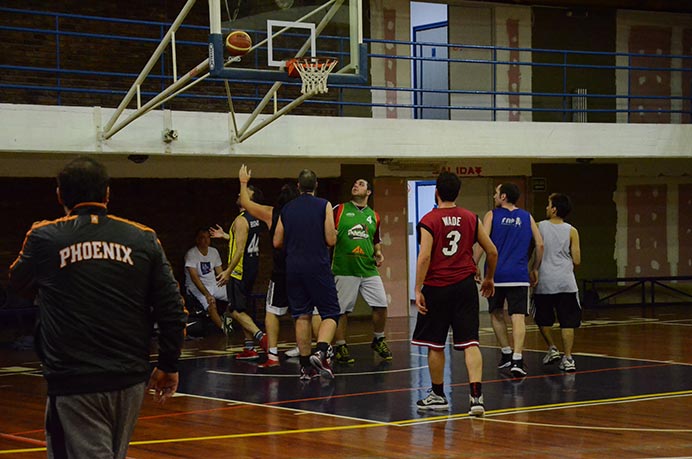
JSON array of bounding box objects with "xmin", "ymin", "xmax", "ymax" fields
[{"xmin": 293, "ymin": 57, "xmax": 338, "ymax": 95}]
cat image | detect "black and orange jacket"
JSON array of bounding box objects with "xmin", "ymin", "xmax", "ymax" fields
[{"xmin": 9, "ymin": 203, "xmax": 187, "ymax": 396}]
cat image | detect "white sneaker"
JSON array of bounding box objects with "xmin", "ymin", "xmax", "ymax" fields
[
  {"xmin": 542, "ymin": 347, "xmax": 561, "ymax": 365},
  {"xmin": 284, "ymin": 346, "xmax": 300, "ymax": 358},
  {"xmin": 559, "ymin": 356, "xmax": 576, "ymax": 372}
]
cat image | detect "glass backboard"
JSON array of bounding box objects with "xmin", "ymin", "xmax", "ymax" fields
[{"xmin": 208, "ymin": 0, "xmax": 366, "ymax": 84}]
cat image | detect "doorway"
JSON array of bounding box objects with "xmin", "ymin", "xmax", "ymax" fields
[{"xmin": 411, "ymin": 2, "xmax": 449, "ymax": 120}]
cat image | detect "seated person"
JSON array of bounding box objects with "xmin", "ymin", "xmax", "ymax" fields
[{"xmin": 184, "ymin": 228, "xmax": 229, "ymax": 333}]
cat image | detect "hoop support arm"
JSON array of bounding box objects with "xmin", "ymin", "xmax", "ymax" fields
[{"xmin": 209, "ymin": 40, "xmax": 368, "ymax": 85}]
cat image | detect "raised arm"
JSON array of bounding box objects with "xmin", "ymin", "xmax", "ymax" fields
[{"xmin": 239, "ymin": 164, "xmax": 273, "ymax": 228}]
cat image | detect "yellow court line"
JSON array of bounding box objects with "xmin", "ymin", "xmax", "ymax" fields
[
  {"xmin": 482, "ymin": 417, "xmax": 692, "ymax": 433},
  {"xmin": 3, "ymin": 389, "xmax": 692, "ymax": 454},
  {"xmin": 396, "ymin": 389, "xmax": 692, "ymax": 426}
]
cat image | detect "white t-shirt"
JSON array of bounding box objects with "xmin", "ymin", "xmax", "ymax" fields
[{"xmin": 184, "ymin": 246, "xmax": 222, "ymax": 293}]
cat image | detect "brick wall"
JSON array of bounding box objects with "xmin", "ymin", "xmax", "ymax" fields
[{"xmin": 1, "ymin": 176, "xmax": 342, "ymax": 299}]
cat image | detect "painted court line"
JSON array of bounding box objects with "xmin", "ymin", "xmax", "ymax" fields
[
  {"xmin": 397, "ymin": 389, "xmax": 692, "ymax": 427},
  {"xmin": 207, "ymin": 365, "xmax": 428, "ymax": 378},
  {"xmin": 5, "ymin": 390, "xmax": 690, "ymax": 454},
  {"xmin": 176, "ymin": 392, "xmax": 395, "ymax": 426}
]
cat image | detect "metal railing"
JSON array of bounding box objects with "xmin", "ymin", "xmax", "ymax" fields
[
  {"xmin": 1, "ymin": 7, "xmax": 691, "ymax": 122},
  {"xmin": 582, "ymin": 276, "xmax": 692, "ymax": 308}
]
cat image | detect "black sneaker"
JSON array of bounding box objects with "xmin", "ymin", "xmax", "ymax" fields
[
  {"xmin": 498, "ymin": 352, "xmax": 512, "ymax": 369},
  {"xmin": 416, "ymin": 390, "xmax": 449, "ymax": 411},
  {"xmin": 371, "ymin": 337, "xmax": 393, "ymax": 360},
  {"xmin": 468, "ymin": 395, "xmax": 485, "ymax": 417},
  {"xmin": 510, "ymin": 358, "xmax": 527, "ymax": 377},
  {"xmin": 310, "ymin": 350, "xmax": 334, "ymax": 379},
  {"xmin": 334, "ymin": 344, "xmax": 355, "ymax": 364}
]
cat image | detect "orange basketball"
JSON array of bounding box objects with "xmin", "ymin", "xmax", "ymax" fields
[{"xmin": 225, "ymin": 30, "xmax": 252, "ymax": 56}]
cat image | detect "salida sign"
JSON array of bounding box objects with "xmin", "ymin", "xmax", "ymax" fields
[{"xmin": 437, "ymin": 165, "xmax": 483, "ymax": 176}]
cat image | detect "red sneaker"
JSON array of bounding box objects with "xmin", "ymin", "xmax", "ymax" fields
[
  {"xmin": 258, "ymin": 333, "xmax": 269, "ymax": 353},
  {"xmin": 258, "ymin": 357, "xmax": 280, "ymax": 369},
  {"xmin": 309, "ymin": 350, "xmax": 334, "ymax": 379},
  {"xmin": 235, "ymin": 348, "xmax": 260, "ymax": 360}
]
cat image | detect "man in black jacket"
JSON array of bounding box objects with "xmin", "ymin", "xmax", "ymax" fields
[{"xmin": 9, "ymin": 156, "xmax": 187, "ymax": 459}]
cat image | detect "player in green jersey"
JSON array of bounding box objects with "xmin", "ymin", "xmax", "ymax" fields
[{"xmin": 332, "ymin": 179, "xmax": 392, "ymax": 364}]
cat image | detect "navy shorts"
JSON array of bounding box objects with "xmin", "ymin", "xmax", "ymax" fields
[
  {"xmin": 286, "ymin": 271, "xmax": 340, "ymax": 320},
  {"xmin": 411, "ymin": 275, "xmax": 480, "ymax": 350},
  {"xmin": 532, "ymin": 292, "xmax": 582, "ymax": 328}
]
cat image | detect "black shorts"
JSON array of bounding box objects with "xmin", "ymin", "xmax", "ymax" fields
[
  {"xmin": 265, "ymin": 277, "xmax": 289, "ymax": 315},
  {"xmin": 226, "ymin": 276, "xmax": 256, "ymax": 313},
  {"xmin": 488, "ymin": 286, "xmax": 529, "ymax": 315},
  {"xmin": 411, "ymin": 275, "xmax": 480, "ymax": 350},
  {"xmin": 532, "ymin": 292, "xmax": 582, "ymax": 328}
]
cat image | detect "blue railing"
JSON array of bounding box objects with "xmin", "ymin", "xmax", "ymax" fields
[{"xmin": 1, "ymin": 7, "xmax": 691, "ymax": 122}]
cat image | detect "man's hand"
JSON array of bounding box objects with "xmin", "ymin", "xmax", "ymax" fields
[
  {"xmin": 239, "ymin": 164, "xmax": 251, "ymax": 184},
  {"xmin": 146, "ymin": 368, "xmax": 179, "ymax": 405},
  {"xmin": 529, "ymin": 270, "xmax": 538, "ymax": 287},
  {"xmin": 216, "ymin": 269, "xmax": 231, "ymax": 287},
  {"xmin": 415, "ymin": 289, "xmax": 427, "ymax": 315},
  {"xmin": 374, "ymin": 251, "xmax": 384, "ymax": 267},
  {"xmin": 480, "ymin": 278, "xmax": 495, "ymax": 298},
  {"xmin": 205, "ymin": 294, "xmax": 216, "ymax": 308},
  {"xmin": 209, "ymin": 224, "xmax": 228, "ymax": 239}
]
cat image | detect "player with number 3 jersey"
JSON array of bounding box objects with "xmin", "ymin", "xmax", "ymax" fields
[{"xmin": 411, "ymin": 171, "xmax": 497, "ymax": 416}]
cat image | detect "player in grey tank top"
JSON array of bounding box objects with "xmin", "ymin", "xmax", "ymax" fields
[
  {"xmin": 533, "ymin": 193, "xmax": 582, "ymax": 372},
  {"xmin": 535, "ymin": 221, "xmax": 578, "ymax": 294}
]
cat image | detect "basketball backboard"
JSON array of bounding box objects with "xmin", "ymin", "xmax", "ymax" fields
[{"xmin": 208, "ymin": 0, "xmax": 366, "ymax": 85}]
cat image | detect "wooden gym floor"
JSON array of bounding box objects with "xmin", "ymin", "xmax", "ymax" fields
[{"xmin": 1, "ymin": 304, "xmax": 691, "ymax": 458}]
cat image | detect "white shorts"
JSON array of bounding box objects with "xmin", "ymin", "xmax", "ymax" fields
[
  {"xmin": 187, "ymin": 284, "xmax": 227, "ymax": 310},
  {"xmin": 335, "ymin": 275, "xmax": 388, "ymax": 314}
]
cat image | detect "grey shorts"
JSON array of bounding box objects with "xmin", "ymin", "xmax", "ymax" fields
[{"xmin": 335, "ymin": 275, "xmax": 388, "ymax": 314}]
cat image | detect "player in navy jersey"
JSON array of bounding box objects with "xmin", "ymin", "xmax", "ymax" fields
[
  {"xmin": 482, "ymin": 183, "xmax": 543, "ymax": 378},
  {"xmin": 412, "ymin": 171, "xmax": 497, "ymax": 416},
  {"xmin": 273, "ymin": 169, "xmax": 341, "ymax": 381}
]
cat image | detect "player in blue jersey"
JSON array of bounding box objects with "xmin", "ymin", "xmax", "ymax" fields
[{"xmin": 481, "ymin": 183, "xmax": 543, "ymax": 377}]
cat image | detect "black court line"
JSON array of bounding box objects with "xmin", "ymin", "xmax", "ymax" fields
[{"xmin": 176, "ymin": 341, "xmax": 692, "ymax": 423}]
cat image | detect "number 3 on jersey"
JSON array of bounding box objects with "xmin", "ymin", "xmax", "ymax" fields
[{"xmin": 442, "ymin": 230, "xmax": 461, "ymax": 256}]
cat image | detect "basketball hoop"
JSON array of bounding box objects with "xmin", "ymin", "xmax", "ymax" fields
[{"xmin": 286, "ymin": 56, "xmax": 338, "ymax": 95}]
